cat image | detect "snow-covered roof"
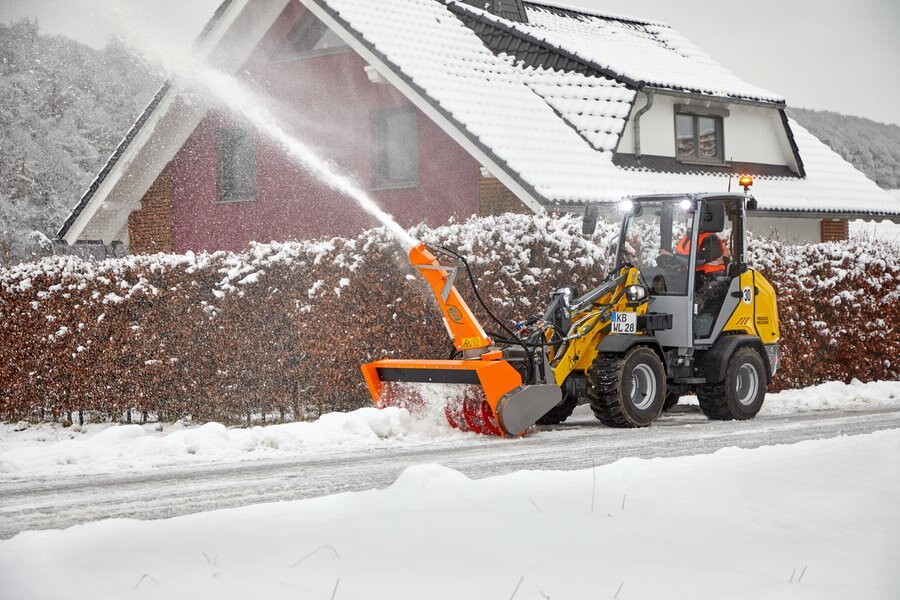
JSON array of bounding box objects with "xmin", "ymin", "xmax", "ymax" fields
[
  {"xmin": 59, "ymin": 0, "xmax": 900, "ymax": 245},
  {"xmin": 478, "ymin": 0, "xmax": 785, "ymax": 103},
  {"xmin": 515, "ymin": 62, "xmax": 635, "ymax": 152},
  {"xmin": 315, "ymin": 0, "xmax": 898, "ymax": 215}
]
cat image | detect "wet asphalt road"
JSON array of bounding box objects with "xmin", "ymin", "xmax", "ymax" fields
[{"xmin": 2, "ymin": 404, "xmax": 898, "ymax": 539}]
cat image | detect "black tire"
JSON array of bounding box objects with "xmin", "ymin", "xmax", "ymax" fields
[
  {"xmin": 696, "ymin": 347, "xmax": 766, "ymax": 420},
  {"xmin": 662, "ymin": 383, "xmax": 689, "ymax": 412},
  {"xmin": 662, "ymin": 391, "xmax": 680, "ymax": 412},
  {"xmin": 536, "ymin": 394, "xmax": 578, "ymax": 425},
  {"xmin": 588, "ymin": 347, "xmax": 666, "ymax": 428}
]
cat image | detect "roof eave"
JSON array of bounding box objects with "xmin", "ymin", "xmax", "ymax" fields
[
  {"xmin": 749, "ymin": 208, "xmax": 900, "ymax": 222},
  {"xmin": 644, "ymin": 86, "xmax": 785, "ymax": 109}
]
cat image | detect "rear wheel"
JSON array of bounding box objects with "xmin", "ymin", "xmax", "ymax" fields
[
  {"xmin": 697, "ymin": 347, "xmax": 766, "ymax": 420},
  {"xmin": 588, "ymin": 347, "xmax": 666, "ymax": 428}
]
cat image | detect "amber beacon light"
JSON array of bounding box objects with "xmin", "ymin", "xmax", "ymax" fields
[{"xmin": 739, "ymin": 175, "xmax": 754, "ymax": 192}]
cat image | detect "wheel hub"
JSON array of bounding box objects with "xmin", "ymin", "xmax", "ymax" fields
[
  {"xmin": 735, "ymin": 363, "xmax": 759, "ymax": 406},
  {"xmin": 629, "ymin": 364, "xmax": 657, "ymax": 410}
]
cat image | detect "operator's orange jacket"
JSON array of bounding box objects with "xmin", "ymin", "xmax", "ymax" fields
[{"xmin": 676, "ymin": 232, "xmax": 727, "ymax": 274}]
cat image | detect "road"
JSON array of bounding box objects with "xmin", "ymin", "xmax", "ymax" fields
[{"xmin": 2, "ymin": 404, "xmax": 899, "ymax": 539}]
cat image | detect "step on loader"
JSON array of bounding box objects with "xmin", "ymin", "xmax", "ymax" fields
[{"xmin": 362, "ymin": 184, "xmax": 781, "ymax": 436}]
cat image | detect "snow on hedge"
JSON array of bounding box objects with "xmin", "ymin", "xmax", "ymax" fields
[{"xmin": 1, "ymin": 214, "xmax": 898, "ymax": 423}]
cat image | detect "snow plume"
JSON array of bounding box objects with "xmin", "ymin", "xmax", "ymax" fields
[{"xmin": 94, "ymin": 2, "xmax": 417, "ymax": 251}]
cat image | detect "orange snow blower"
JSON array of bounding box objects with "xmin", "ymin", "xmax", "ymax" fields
[
  {"xmin": 363, "ymin": 194, "xmax": 782, "ymax": 437},
  {"xmin": 360, "ymin": 243, "xmax": 562, "ymax": 436}
]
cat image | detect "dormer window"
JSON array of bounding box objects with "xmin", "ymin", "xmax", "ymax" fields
[
  {"xmin": 274, "ymin": 15, "xmax": 349, "ymax": 60},
  {"xmin": 675, "ymin": 104, "xmax": 728, "ymax": 164}
]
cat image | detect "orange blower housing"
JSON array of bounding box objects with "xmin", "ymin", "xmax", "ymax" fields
[{"xmin": 361, "ymin": 244, "xmax": 561, "ymax": 436}]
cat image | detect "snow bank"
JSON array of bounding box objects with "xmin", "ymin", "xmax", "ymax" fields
[
  {"xmin": 2, "ymin": 380, "xmax": 897, "ymax": 480},
  {"xmin": 2, "ymin": 429, "xmax": 898, "ymax": 599},
  {"xmin": 758, "ymin": 379, "xmax": 900, "ymax": 414},
  {"xmin": 675, "ymin": 378, "xmax": 900, "ymax": 415},
  {"xmin": 0, "ymin": 407, "xmax": 461, "ymax": 477}
]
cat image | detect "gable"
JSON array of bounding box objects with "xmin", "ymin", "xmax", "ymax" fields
[{"xmin": 58, "ymin": 0, "xmax": 293, "ymax": 245}]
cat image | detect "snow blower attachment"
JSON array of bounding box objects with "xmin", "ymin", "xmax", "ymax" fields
[
  {"xmin": 363, "ymin": 192, "xmax": 781, "ymax": 437},
  {"xmin": 361, "ymin": 244, "xmax": 562, "ymax": 436}
]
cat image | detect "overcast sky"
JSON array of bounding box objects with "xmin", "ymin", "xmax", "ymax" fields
[{"xmin": 2, "ymin": 0, "xmax": 898, "ymax": 125}]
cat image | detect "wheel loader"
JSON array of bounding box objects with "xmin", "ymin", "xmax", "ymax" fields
[{"xmin": 361, "ymin": 185, "xmax": 780, "ymax": 436}]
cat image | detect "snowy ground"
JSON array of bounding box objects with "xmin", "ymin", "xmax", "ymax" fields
[
  {"xmin": 1, "ymin": 380, "xmax": 899, "ymax": 599},
  {"xmin": 1, "ymin": 428, "xmax": 898, "ymax": 599},
  {"xmin": 2, "ymin": 379, "xmax": 898, "ymax": 479}
]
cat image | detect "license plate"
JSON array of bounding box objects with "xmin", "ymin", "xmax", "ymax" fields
[{"xmin": 611, "ymin": 311, "xmax": 637, "ymax": 334}]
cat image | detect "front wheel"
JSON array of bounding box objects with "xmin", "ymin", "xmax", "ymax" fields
[
  {"xmin": 697, "ymin": 347, "xmax": 766, "ymax": 420},
  {"xmin": 588, "ymin": 347, "xmax": 666, "ymax": 428},
  {"xmin": 662, "ymin": 391, "xmax": 680, "ymax": 411},
  {"xmin": 536, "ymin": 393, "xmax": 578, "ymax": 425}
]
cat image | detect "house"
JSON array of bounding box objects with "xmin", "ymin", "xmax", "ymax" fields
[{"xmin": 56, "ymin": 0, "xmax": 900, "ymax": 256}]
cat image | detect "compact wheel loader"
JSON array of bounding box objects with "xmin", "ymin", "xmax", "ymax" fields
[{"xmin": 361, "ymin": 189, "xmax": 781, "ymax": 436}]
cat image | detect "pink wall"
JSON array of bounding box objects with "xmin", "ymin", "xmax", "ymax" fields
[{"xmin": 171, "ymin": 3, "xmax": 479, "ymax": 253}]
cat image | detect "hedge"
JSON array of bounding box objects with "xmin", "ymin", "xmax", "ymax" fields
[{"xmin": 1, "ymin": 213, "xmax": 897, "ymax": 424}]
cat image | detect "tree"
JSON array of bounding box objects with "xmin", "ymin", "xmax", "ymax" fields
[
  {"xmin": 789, "ymin": 107, "xmax": 900, "ymax": 190},
  {"xmin": 0, "ymin": 20, "xmax": 161, "ymax": 264}
]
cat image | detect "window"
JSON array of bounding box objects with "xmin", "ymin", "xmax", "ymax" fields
[
  {"xmin": 371, "ymin": 108, "xmax": 419, "ymax": 189},
  {"xmin": 218, "ymin": 128, "xmax": 256, "ymax": 202},
  {"xmin": 274, "ymin": 16, "xmax": 349, "ymax": 60},
  {"xmin": 674, "ymin": 105, "xmax": 728, "ymax": 163}
]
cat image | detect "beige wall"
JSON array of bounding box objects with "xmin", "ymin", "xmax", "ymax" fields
[
  {"xmin": 618, "ymin": 93, "xmax": 796, "ymax": 169},
  {"xmin": 747, "ymin": 216, "xmax": 821, "ymax": 243}
]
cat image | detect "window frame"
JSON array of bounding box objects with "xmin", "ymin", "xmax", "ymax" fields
[
  {"xmin": 217, "ymin": 127, "xmax": 257, "ymax": 204},
  {"xmin": 674, "ymin": 104, "xmax": 728, "ymax": 165},
  {"xmin": 370, "ymin": 107, "xmax": 420, "ymax": 191},
  {"xmin": 271, "ymin": 16, "xmax": 350, "ymax": 62}
]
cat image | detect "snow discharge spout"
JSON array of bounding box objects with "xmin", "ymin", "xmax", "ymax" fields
[{"xmin": 106, "ymin": 7, "xmax": 417, "ymax": 251}]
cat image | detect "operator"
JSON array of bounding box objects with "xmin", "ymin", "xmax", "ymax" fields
[
  {"xmin": 674, "ymin": 227, "xmax": 727, "ymax": 275},
  {"xmin": 658, "ymin": 227, "xmax": 727, "ymax": 275}
]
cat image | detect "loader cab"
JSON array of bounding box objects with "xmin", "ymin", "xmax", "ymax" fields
[{"xmin": 613, "ymin": 194, "xmax": 749, "ymax": 348}]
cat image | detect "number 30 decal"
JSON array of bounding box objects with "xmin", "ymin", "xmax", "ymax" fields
[{"xmin": 742, "ymin": 286, "xmax": 753, "ymax": 304}]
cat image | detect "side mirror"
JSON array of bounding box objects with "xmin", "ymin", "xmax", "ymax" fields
[
  {"xmin": 583, "ymin": 203, "xmax": 599, "ymax": 235},
  {"xmin": 606, "ymin": 242, "xmax": 619, "ymax": 276},
  {"xmin": 746, "ymin": 197, "xmax": 758, "ymax": 210},
  {"xmin": 727, "ymin": 262, "xmax": 749, "ymax": 278}
]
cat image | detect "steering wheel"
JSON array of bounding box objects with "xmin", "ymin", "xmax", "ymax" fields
[{"xmin": 656, "ymin": 253, "xmax": 688, "ymax": 271}]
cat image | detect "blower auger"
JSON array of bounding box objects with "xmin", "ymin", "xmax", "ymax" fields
[{"xmin": 362, "ymin": 188, "xmax": 782, "ymax": 437}]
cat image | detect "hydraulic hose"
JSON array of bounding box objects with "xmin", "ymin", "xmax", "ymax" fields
[{"xmin": 437, "ymin": 246, "xmax": 536, "ymax": 382}]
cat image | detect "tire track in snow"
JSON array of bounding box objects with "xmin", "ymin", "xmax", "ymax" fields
[{"xmin": 1, "ymin": 406, "xmax": 898, "ymax": 538}]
